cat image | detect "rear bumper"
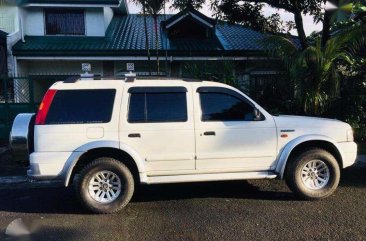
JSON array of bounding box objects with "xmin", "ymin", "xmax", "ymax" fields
[
  {"xmin": 338, "ymin": 142, "xmax": 358, "ymax": 168},
  {"xmin": 28, "ymin": 152, "xmax": 73, "ymax": 180}
]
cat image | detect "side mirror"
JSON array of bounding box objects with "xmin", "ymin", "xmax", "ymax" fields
[{"xmin": 253, "ymin": 108, "xmax": 262, "ymax": 121}]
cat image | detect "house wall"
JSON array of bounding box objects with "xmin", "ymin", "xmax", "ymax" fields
[
  {"xmin": 85, "ymin": 8, "xmax": 105, "ymax": 36},
  {"xmin": 104, "ymin": 7, "xmax": 114, "ymax": 32},
  {"xmin": 24, "ymin": 8, "xmax": 44, "ymax": 36},
  {"xmin": 23, "ymin": 7, "xmax": 107, "ymax": 36},
  {"xmin": 0, "ymin": 4, "xmax": 19, "ymax": 33}
]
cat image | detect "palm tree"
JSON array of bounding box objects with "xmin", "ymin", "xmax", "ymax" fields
[
  {"xmin": 143, "ymin": 0, "xmax": 167, "ymax": 75},
  {"xmin": 131, "ymin": 0, "xmax": 152, "ymax": 75},
  {"xmin": 264, "ymin": 24, "xmax": 366, "ymax": 115}
]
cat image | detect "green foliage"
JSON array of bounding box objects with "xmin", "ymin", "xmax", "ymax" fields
[
  {"xmin": 171, "ymin": 0, "xmax": 205, "ymax": 10},
  {"xmin": 326, "ymin": 53, "xmax": 366, "ymax": 141},
  {"xmin": 182, "ymin": 60, "xmax": 239, "ymax": 88},
  {"xmin": 211, "ymin": 1, "xmax": 287, "ymax": 33},
  {"xmin": 264, "ymin": 23, "xmax": 366, "ymax": 115}
]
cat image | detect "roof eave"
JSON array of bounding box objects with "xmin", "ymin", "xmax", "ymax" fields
[{"xmin": 13, "ymin": 49, "xmax": 267, "ymax": 58}]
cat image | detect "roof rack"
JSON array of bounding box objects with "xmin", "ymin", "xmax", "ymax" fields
[
  {"xmin": 125, "ymin": 72, "xmax": 136, "ymax": 82},
  {"xmin": 62, "ymin": 75, "xmax": 204, "ymax": 83},
  {"xmin": 63, "ymin": 76, "xmax": 79, "ymax": 83}
]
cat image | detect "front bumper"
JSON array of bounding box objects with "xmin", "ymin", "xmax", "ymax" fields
[
  {"xmin": 28, "ymin": 152, "xmax": 73, "ymax": 180},
  {"xmin": 338, "ymin": 142, "xmax": 358, "ymax": 168}
]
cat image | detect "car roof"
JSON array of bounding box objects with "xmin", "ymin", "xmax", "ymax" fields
[{"xmin": 51, "ymin": 78, "xmax": 229, "ymax": 90}]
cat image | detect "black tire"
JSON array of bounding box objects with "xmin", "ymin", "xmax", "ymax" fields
[
  {"xmin": 75, "ymin": 157, "xmax": 134, "ymax": 214},
  {"xmin": 285, "ymin": 148, "xmax": 340, "ymax": 200}
]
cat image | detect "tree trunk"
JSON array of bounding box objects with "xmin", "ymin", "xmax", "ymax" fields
[
  {"xmin": 154, "ymin": 16, "xmax": 160, "ymax": 75},
  {"xmin": 293, "ymin": 10, "xmax": 308, "ymax": 50},
  {"xmin": 143, "ymin": 4, "xmax": 151, "ymax": 76},
  {"xmin": 321, "ymin": 10, "xmax": 332, "ymax": 48}
]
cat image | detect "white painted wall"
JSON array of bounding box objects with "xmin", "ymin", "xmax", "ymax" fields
[
  {"xmin": 0, "ymin": 6, "xmax": 19, "ymax": 33},
  {"xmin": 7, "ymin": 31, "xmax": 22, "ymax": 77},
  {"xmin": 103, "ymin": 7, "xmax": 114, "ymax": 32},
  {"xmin": 85, "ymin": 8, "xmax": 105, "ymax": 36},
  {"xmin": 24, "ymin": 8, "xmax": 44, "ymax": 36}
]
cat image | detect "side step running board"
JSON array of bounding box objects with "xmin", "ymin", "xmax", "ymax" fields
[{"xmin": 146, "ymin": 172, "xmax": 277, "ymax": 184}]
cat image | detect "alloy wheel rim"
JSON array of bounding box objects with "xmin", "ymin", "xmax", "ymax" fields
[
  {"xmin": 301, "ymin": 159, "xmax": 330, "ymax": 190},
  {"xmin": 88, "ymin": 170, "xmax": 122, "ymax": 204}
]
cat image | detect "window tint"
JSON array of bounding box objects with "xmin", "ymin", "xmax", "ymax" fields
[
  {"xmin": 128, "ymin": 92, "xmax": 187, "ymax": 123},
  {"xmin": 45, "ymin": 9, "xmax": 85, "ymax": 35},
  {"xmin": 200, "ymin": 92, "xmax": 254, "ymax": 121},
  {"xmin": 45, "ymin": 89, "xmax": 115, "ymax": 124}
]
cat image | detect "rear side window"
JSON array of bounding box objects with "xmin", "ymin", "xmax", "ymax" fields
[
  {"xmin": 45, "ymin": 89, "xmax": 116, "ymax": 124},
  {"xmin": 128, "ymin": 88, "xmax": 187, "ymax": 123}
]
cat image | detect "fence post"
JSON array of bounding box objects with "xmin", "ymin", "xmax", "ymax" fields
[
  {"xmin": 2, "ymin": 77, "xmax": 10, "ymax": 139},
  {"xmin": 28, "ymin": 77, "xmax": 35, "ymax": 112}
]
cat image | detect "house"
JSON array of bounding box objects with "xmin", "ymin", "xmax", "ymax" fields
[
  {"xmin": 1, "ymin": 1, "xmax": 284, "ymax": 100},
  {"xmin": 0, "ymin": 0, "xmax": 287, "ymax": 140}
]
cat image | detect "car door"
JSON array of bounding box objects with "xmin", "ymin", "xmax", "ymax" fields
[
  {"xmin": 120, "ymin": 85, "xmax": 196, "ymax": 175},
  {"xmin": 194, "ymin": 86, "xmax": 277, "ymax": 172}
]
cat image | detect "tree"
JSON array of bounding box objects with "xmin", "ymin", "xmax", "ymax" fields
[
  {"xmin": 130, "ymin": 0, "xmax": 152, "ymax": 75},
  {"xmin": 211, "ymin": 0, "xmax": 325, "ymax": 50},
  {"xmin": 264, "ymin": 24, "xmax": 366, "ymax": 114},
  {"xmin": 143, "ymin": 0, "xmax": 167, "ymax": 75},
  {"xmin": 211, "ymin": 1, "xmax": 288, "ymax": 33},
  {"xmin": 171, "ymin": 0, "xmax": 206, "ymax": 10}
]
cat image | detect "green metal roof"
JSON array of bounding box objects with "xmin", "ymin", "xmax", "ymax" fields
[
  {"xmin": 161, "ymin": 6, "xmax": 217, "ymax": 29},
  {"xmin": 13, "ymin": 13, "xmax": 272, "ymax": 57},
  {"xmin": 17, "ymin": 0, "xmax": 120, "ymax": 5}
]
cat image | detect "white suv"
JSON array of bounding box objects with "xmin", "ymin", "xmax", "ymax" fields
[{"xmin": 10, "ymin": 78, "xmax": 357, "ymax": 213}]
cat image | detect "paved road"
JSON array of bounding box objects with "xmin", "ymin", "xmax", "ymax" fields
[{"xmin": 0, "ymin": 165, "xmax": 365, "ymax": 241}]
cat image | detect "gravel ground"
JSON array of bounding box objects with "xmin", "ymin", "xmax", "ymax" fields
[{"xmin": 0, "ymin": 164, "xmax": 365, "ymax": 241}]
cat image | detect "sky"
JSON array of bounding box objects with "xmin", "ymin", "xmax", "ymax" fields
[{"xmin": 127, "ymin": 1, "xmax": 323, "ymax": 36}]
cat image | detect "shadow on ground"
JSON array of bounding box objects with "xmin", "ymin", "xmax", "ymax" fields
[
  {"xmin": 1, "ymin": 226, "xmax": 84, "ymax": 241},
  {"xmin": 0, "ymin": 151, "xmax": 27, "ymax": 177},
  {"xmin": 339, "ymin": 164, "xmax": 366, "ymax": 187},
  {"xmin": 0, "ymin": 179, "xmax": 295, "ymax": 215}
]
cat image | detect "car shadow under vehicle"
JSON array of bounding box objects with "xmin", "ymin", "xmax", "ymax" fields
[
  {"xmin": 0, "ymin": 165, "xmax": 364, "ymax": 215},
  {"xmin": 0, "ymin": 180, "xmax": 295, "ymax": 215}
]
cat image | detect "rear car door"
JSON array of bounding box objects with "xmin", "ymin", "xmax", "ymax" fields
[{"xmin": 120, "ymin": 85, "xmax": 195, "ymax": 175}]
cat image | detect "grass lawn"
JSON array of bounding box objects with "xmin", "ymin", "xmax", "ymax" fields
[{"xmin": 358, "ymin": 142, "xmax": 366, "ymax": 155}]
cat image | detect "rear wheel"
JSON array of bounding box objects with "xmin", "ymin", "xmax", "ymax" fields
[
  {"xmin": 285, "ymin": 148, "xmax": 340, "ymax": 200},
  {"xmin": 76, "ymin": 157, "xmax": 134, "ymax": 214}
]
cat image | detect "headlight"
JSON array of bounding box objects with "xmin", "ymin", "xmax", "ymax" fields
[{"xmin": 347, "ymin": 129, "xmax": 354, "ymax": 142}]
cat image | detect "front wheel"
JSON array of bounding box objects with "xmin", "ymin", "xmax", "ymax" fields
[
  {"xmin": 76, "ymin": 158, "xmax": 135, "ymax": 214},
  {"xmin": 285, "ymin": 148, "xmax": 340, "ymax": 200}
]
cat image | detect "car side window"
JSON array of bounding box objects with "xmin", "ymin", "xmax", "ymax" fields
[
  {"xmin": 199, "ymin": 88, "xmax": 257, "ymax": 122},
  {"xmin": 128, "ymin": 87, "xmax": 188, "ymax": 123},
  {"xmin": 45, "ymin": 89, "xmax": 116, "ymax": 124}
]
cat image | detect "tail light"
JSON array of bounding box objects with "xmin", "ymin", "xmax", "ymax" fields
[{"xmin": 35, "ymin": 89, "xmax": 57, "ymax": 125}]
